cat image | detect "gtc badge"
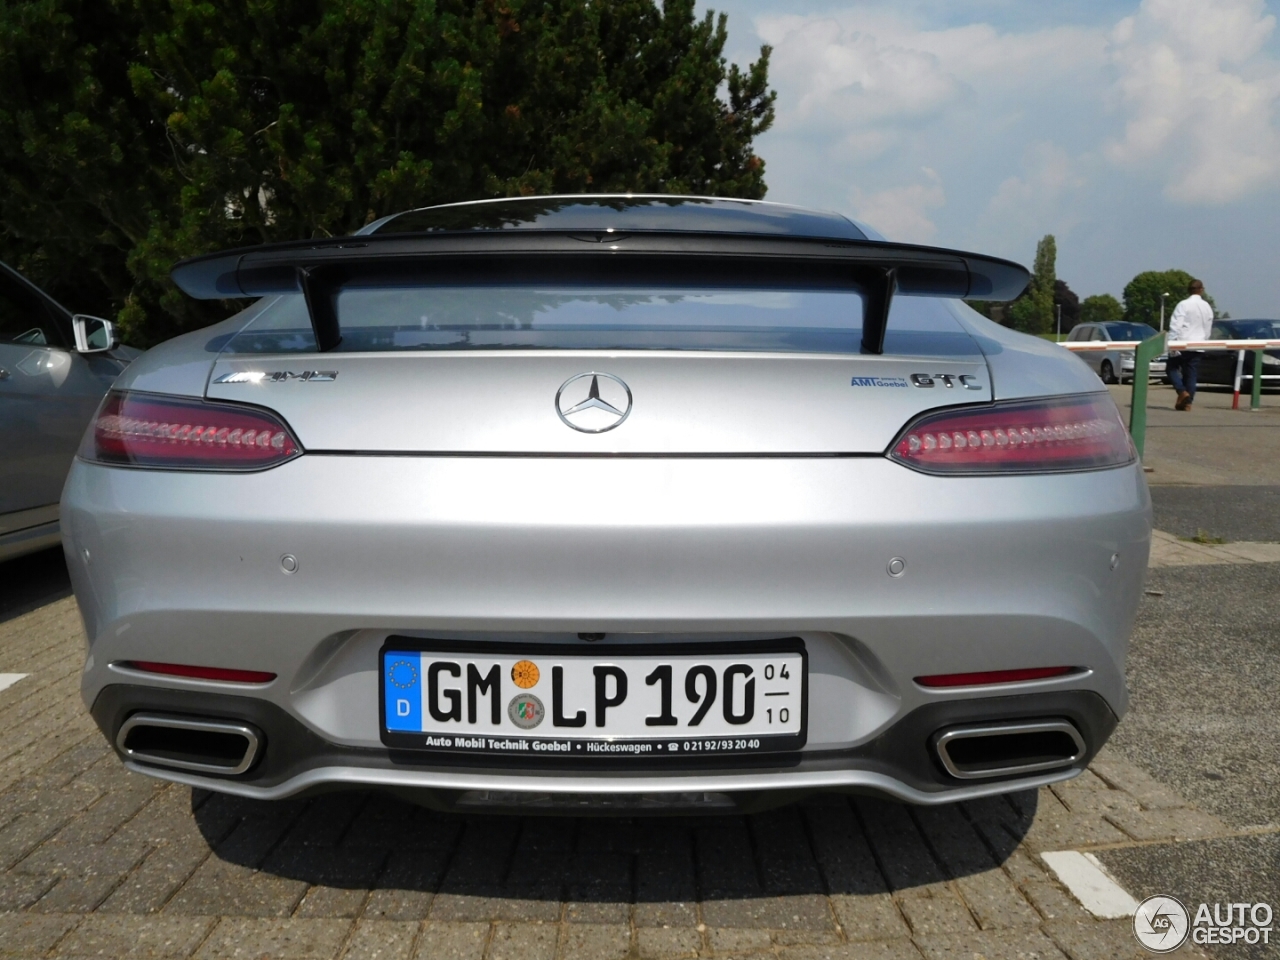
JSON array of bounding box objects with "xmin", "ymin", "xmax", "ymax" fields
[{"xmin": 555, "ymin": 372, "xmax": 633, "ymax": 433}]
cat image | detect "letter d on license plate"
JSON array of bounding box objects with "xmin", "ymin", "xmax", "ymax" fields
[{"xmin": 379, "ymin": 638, "xmax": 807, "ymax": 757}]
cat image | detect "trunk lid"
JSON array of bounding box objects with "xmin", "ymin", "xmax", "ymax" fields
[{"xmin": 207, "ymin": 338, "xmax": 990, "ymax": 458}]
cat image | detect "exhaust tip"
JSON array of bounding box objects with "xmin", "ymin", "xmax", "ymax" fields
[
  {"xmin": 933, "ymin": 719, "xmax": 1085, "ymax": 780},
  {"xmin": 116, "ymin": 713, "xmax": 262, "ymax": 776}
]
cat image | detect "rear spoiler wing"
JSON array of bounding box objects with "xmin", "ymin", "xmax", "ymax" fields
[{"xmin": 171, "ymin": 231, "xmax": 1029, "ymax": 354}]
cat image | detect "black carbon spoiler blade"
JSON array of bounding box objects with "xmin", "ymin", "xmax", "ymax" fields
[{"xmin": 171, "ymin": 231, "xmax": 1029, "ymax": 354}]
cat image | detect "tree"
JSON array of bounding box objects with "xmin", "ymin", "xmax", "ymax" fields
[
  {"xmin": 1053, "ymin": 279, "xmax": 1079, "ymax": 334},
  {"xmin": 1122, "ymin": 270, "xmax": 1218, "ymax": 329},
  {"xmin": 1, "ymin": 0, "xmax": 776, "ymax": 345},
  {"xmin": 1006, "ymin": 234, "xmax": 1055, "ymax": 335},
  {"xmin": 1078, "ymin": 293, "xmax": 1123, "ymax": 326},
  {"xmin": 0, "ymin": 0, "xmax": 167, "ymax": 327}
]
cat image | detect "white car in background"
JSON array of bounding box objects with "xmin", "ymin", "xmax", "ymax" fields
[{"xmin": 1064, "ymin": 321, "xmax": 1167, "ymax": 384}]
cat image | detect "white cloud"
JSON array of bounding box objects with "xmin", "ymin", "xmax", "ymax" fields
[
  {"xmin": 762, "ymin": 14, "xmax": 964, "ymax": 127},
  {"xmin": 752, "ymin": 6, "xmax": 1111, "ymax": 252},
  {"xmin": 757, "ymin": 11, "xmax": 1105, "ymax": 162},
  {"xmin": 978, "ymin": 143, "xmax": 1088, "ymax": 239},
  {"xmin": 1105, "ymin": 0, "xmax": 1280, "ymax": 203},
  {"xmin": 852, "ymin": 167, "xmax": 945, "ymax": 242},
  {"xmin": 733, "ymin": 0, "xmax": 1280, "ymax": 314}
]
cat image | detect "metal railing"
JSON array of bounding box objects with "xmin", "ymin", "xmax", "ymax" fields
[{"xmin": 1060, "ymin": 335, "xmax": 1280, "ymax": 456}]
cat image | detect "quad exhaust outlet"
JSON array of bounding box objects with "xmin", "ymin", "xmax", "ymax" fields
[
  {"xmin": 933, "ymin": 719, "xmax": 1085, "ymax": 780},
  {"xmin": 116, "ymin": 713, "xmax": 262, "ymax": 776}
]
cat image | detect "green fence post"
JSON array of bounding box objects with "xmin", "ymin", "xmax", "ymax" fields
[
  {"xmin": 1251, "ymin": 349, "xmax": 1263, "ymax": 411},
  {"xmin": 1129, "ymin": 331, "xmax": 1166, "ymax": 459}
]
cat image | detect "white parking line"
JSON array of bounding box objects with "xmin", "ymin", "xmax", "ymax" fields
[
  {"xmin": 0, "ymin": 673, "xmax": 29, "ymax": 693},
  {"xmin": 1041, "ymin": 850, "xmax": 1140, "ymax": 919}
]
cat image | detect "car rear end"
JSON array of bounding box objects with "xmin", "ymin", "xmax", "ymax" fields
[{"xmin": 62, "ymin": 197, "xmax": 1149, "ymax": 813}]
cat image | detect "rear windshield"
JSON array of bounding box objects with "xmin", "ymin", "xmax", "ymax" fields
[
  {"xmin": 222, "ymin": 285, "xmax": 979, "ymax": 357},
  {"xmin": 369, "ymin": 196, "xmax": 867, "ymax": 240}
]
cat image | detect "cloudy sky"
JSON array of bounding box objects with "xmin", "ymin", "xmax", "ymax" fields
[{"xmin": 705, "ymin": 0, "xmax": 1280, "ymax": 317}]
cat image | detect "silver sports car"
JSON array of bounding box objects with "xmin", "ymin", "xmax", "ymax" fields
[{"xmin": 63, "ymin": 196, "xmax": 1149, "ymax": 814}]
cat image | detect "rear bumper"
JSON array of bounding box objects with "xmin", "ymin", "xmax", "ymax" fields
[
  {"xmin": 63, "ymin": 453, "xmax": 1149, "ymax": 804},
  {"xmin": 91, "ymin": 682, "xmax": 1117, "ymax": 810}
]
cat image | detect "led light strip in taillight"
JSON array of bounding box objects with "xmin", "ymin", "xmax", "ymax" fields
[
  {"xmin": 98, "ymin": 416, "xmax": 292, "ymax": 452},
  {"xmin": 900, "ymin": 418, "xmax": 1116, "ymax": 455},
  {"xmin": 890, "ymin": 393, "xmax": 1134, "ymax": 475},
  {"xmin": 83, "ymin": 390, "xmax": 301, "ymax": 470}
]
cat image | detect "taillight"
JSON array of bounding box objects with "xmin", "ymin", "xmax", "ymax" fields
[
  {"xmin": 83, "ymin": 390, "xmax": 301, "ymax": 470},
  {"xmin": 890, "ymin": 393, "xmax": 1133, "ymax": 475}
]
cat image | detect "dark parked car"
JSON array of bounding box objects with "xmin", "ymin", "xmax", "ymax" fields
[
  {"xmin": 0, "ymin": 262, "xmax": 138, "ymax": 560},
  {"xmin": 1192, "ymin": 319, "xmax": 1280, "ymax": 388}
]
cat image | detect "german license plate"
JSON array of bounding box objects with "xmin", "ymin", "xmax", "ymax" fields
[{"xmin": 379, "ymin": 638, "xmax": 806, "ymax": 757}]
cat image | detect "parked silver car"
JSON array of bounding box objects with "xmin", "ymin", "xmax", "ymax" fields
[
  {"xmin": 0, "ymin": 263, "xmax": 137, "ymax": 561},
  {"xmin": 63, "ymin": 196, "xmax": 1149, "ymax": 814},
  {"xmin": 1065, "ymin": 321, "xmax": 1168, "ymax": 383}
]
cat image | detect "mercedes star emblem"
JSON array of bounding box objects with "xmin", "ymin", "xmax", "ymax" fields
[{"xmin": 555, "ymin": 372, "xmax": 633, "ymax": 433}]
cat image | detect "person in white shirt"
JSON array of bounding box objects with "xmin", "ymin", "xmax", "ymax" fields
[{"xmin": 1167, "ymin": 279, "xmax": 1214, "ymax": 411}]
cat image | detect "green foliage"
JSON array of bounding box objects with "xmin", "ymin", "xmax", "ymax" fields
[
  {"xmin": 0, "ymin": 0, "xmax": 775, "ymax": 345},
  {"xmin": 1078, "ymin": 293, "xmax": 1123, "ymax": 326},
  {"xmin": 0, "ymin": 0, "xmax": 169, "ymax": 325},
  {"xmin": 1122, "ymin": 269, "xmax": 1217, "ymax": 328},
  {"xmin": 1053, "ymin": 278, "xmax": 1078, "ymax": 333},
  {"xmin": 1006, "ymin": 234, "xmax": 1055, "ymax": 335}
]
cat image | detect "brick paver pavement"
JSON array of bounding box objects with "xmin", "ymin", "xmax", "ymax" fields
[{"xmin": 0, "ymin": 597, "xmax": 1237, "ymax": 959}]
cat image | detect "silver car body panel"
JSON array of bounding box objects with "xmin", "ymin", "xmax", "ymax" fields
[
  {"xmin": 207, "ymin": 350, "xmax": 991, "ymax": 455},
  {"xmin": 0, "ymin": 263, "xmax": 136, "ymax": 559},
  {"xmin": 113, "ymin": 309, "xmax": 271, "ymax": 398},
  {"xmin": 948, "ymin": 307, "xmax": 1107, "ymax": 399},
  {"xmin": 0, "ymin": 342, "xmax": 123, "ymax": 515},
  {"xmin": 125, "ymin": 757, "xmax": 1079, "ymax": 806},
  {"xmin": 66, "ymin": 450, "xmax": 1147, "ymax": 799},
  {"xmin": 0, "ymin": 505, "xmax": 61, "ymax": 561}
]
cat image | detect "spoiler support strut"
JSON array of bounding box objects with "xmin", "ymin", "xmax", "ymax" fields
[
  {"xmin": 297, "ymin": 267, "xmax": 342, "ymax": 352},
  {"xmin": 861, "ymin": 268, "xmax": 896, "ymax": 356}
]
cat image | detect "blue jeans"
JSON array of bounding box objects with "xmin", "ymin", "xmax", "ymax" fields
[{"xmin": 1167, "ymin": 352, "xmax": 1202, "ymax": 397}]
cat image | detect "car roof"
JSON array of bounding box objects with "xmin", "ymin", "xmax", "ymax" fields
[{"xmin": 363, "ymin": 194, "xmax": 869, "ymax": 242}]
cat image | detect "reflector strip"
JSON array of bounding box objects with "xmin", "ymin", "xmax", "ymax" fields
[
  {"xmin": 915, "ymin": 666, "xmax": 1076, "ymax": 688},
  {"xmin": 123, "ymin": 661, "xmax": 277, "ymax": 684}
]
